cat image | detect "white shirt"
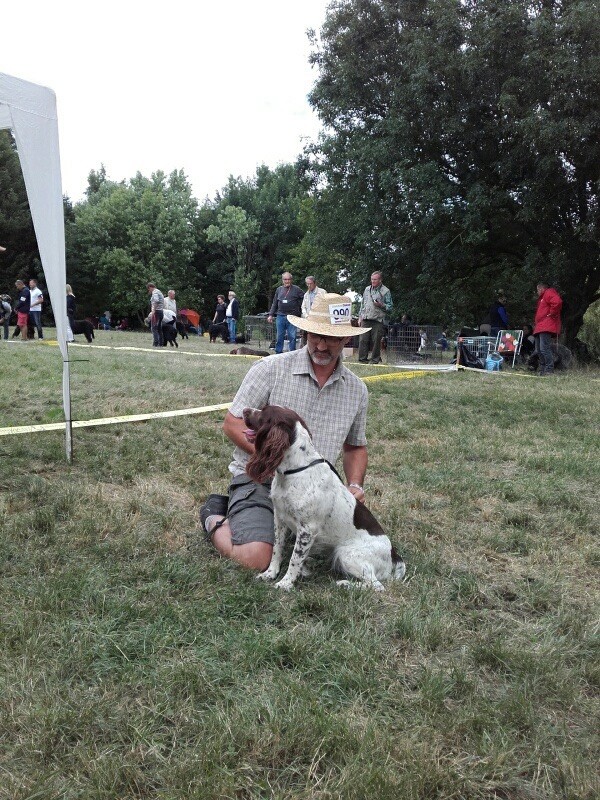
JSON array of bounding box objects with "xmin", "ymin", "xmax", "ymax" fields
[
  {"xmin": 29, "ymin": 286, "xmax": 43, "ymax": 312},
  {"xmin": 226, "ymin": 300, "xmax": 235, "ymax": 318}
]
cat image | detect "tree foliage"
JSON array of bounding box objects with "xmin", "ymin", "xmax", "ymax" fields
[
  {"xmin": 206, "ymin": 205, "xmax": 260, "ymax": 317},
  {"xmin": 308, "ymin": 0, "xmax": 600, "ymax": 340},
  {"xmin": 212, "ymin": 164, "xmax": 310, "ymax": 310},
  {"xmin": 67, "ymin": 168, "xmax": 201, "ymax": 320},
  {"xmin": 0, "ymin": 130, "xmax": 41, "ymax": 288}
]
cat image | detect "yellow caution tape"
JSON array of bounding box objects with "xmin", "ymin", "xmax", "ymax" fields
[
  {"xmin": 0, "ymin": 403, "xmax": 231, "ymax": 437},
  {"xmin": 362, "ymin": 371, "xmax": 433, "ymax": 383}
]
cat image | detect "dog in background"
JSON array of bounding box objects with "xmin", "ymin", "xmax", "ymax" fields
[
  {"xmin": 244, "ymin": 405, "xmax": 406, "ymax": 591},
  {"xmin": 209, "ymin": 321, "xmax": 229, "ymax": 343},
  {"xmin": 70, "ymin": 319, "xmax": 95, "ymax": 343},
  {"xmin": 230, "ymin": 346, "xmax": 270, "ymax": 357}
]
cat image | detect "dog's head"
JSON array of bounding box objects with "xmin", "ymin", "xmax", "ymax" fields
[{"xmin": 244, "ymin": 406, "xmax": 311, "ymax": 483}]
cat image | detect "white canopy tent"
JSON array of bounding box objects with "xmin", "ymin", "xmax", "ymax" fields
[{"xmin": 0, "ymin": 72, "xmax": 72, "ymax": 459}]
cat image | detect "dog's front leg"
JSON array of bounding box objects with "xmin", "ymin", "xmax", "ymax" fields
[
  {"xmin": 257, "ymin": 519, "xmax": 287, "ymax": 582},
  {"xmin": 275, "ymin": 525, "xmax": 314, "ymax": 591}
]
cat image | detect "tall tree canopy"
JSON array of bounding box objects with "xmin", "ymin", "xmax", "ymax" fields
[
  {"xmin": 67, "ymin": 168, "xmax": 201, "ymax": 321},
  {"xmin": 308, "ymin": 0, "xmax": 600, "ymax": 340},
  {"xmin": 211, "ymin": 164, "xmax": 309, "ymax": 310}
]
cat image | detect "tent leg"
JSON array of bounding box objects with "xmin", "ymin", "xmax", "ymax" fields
[{"xmin": 63, "ymin": 356, "xmax": 73, "ymax": 462}]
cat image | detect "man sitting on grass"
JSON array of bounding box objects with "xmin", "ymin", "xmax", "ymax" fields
[{"xmin": 199, "ymin": 293, "xmax": 372, "ymax": 571}]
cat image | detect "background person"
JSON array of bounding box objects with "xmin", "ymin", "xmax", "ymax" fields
[
  {"xmin": 164, "ymin": 289, "xmax": 177, "ymax": 315},
  {"xmin": 14, "ymin": 279, "xmax": 30, "ymax": 341},
  {"xmin": 533, "ymin": 281, "xmax": 563, "ymax": 376},
  {"xmin": 98, "ymin": 311, "xmax": 112, "ymax": 330},
  {"xmin": 147, "ymin": 282, "xmax": 164, "ymax": 347},
  {"xmin": 301, "ymin": 276, "xmax": 326, "ymax": 318},
  {"xmin": 66, "ymin": 284, "xmax": 76, "ymax": 342},
  {"xmin": 209, "ymin": 294, "xmax": 228, "ymax": 342},
  {"xmin": 1, "ymin": 294, "xmax": 12, "ymax": 340},
  {"xmin": 488, "ymin": 291, "xmax": 508, "ymax": 336},
  {"xmin": 358, "ymin": 271, "xmax": 393, "ymax": 364},
  {"xmin": 267, "ymin": 272, "xmax": 304, "ymax": 353},
  {"xmin": 225, "ymin": 290, "xmax": 240, "ymax": 344},
  {"xmin": 199, "ymin": 293, "xmax": 372, "ymax": 572},
  {"xmin": 28, "ymin": 278, "xmax": 44, "ymax": 339}
]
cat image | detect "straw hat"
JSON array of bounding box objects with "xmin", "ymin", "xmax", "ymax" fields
[{"xmin": 287, "ymin": 293, "xmax": 370, "ymax": 337}]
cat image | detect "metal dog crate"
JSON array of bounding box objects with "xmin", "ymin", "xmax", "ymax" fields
[
  {"xmin": 243, "ymin": 315, "xmax": 275, "ymax": 348},
  {"xmin": 385, "ymin": 324, "xmax": 449, "ymax": 365},
  {"xmin": 457, "ymin": 336, "xmax": 496, "ymax": 360}
]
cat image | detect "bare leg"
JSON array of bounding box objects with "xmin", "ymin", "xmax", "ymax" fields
[{"xmin": 208, "ymin": 517, "xmax": 273, "ymax": 571}]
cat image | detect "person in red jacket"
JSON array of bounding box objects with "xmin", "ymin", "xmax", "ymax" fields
[{"xmin": 533, "ymin": 281, "xmax": 563, "ymax": 375}]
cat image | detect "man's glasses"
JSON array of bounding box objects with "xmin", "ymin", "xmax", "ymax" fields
[{"xmin": 307, "ymin": 333, "xmax": 346, "ymax": 345}]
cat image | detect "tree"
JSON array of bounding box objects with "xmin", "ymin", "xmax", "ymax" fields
[
  {"xmin": 206, "ymin": 205, "xmax": 260, "ymax": 317},
  {"xmin": 307, "ymin": 0, "xmax": 600, "ymax": 341},
  {"xmin": 215, "ymin": 164, "xmax": 309, "ymax": 310},
  {"xmin": 0, "ymin": 130, "xmax": 41, "ymax": 287},
  {"xmin": 67, "ymin": 169, "xmax": 201, "ymax": 320}
]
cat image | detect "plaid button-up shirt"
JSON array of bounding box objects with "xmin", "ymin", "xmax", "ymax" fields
[{"xmin": 228, "ymin": 347, "xmax": 368, "ymax": 477}]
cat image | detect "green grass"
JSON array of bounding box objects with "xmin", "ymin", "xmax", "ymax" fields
[{"xmin": 0, "ymin": 331, "xmax": 598, "ymax": 799}]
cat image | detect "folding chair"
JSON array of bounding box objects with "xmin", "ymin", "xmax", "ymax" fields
[{"xmin": 495, "ymin": 329, "xmax": 523, "ymax": 367}]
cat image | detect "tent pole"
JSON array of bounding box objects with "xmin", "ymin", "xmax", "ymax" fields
[{"xmin": 64, "ymin": 355, "xmax": 73, "ymax": 462}]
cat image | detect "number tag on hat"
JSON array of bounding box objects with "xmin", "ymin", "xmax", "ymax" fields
[{"xmin": 329, "ymin": 303, "xmax": 351, "ymax": 325}]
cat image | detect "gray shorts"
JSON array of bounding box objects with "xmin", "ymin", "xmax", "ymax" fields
[{"xmin": 227, "ymin": 474, "xmax": 274, "ymax": 545}]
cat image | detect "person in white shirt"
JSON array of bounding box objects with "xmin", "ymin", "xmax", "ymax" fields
[
  {"xmin": 164, "ymin": 289, "xmax": 177, "ymax": 315},
  {"xmin": 301, "ymin": 276, "xmax": 326, "ymax": 318},
  {"xmin": 225, "ymin": 290, "xmax": 240, "ymax": 344},
  {"xmin": 28, "ymin": 278, "xmax": 44, "ymax": 339}
]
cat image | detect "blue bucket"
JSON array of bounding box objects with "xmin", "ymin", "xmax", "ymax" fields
[{"xmin": 485, "ymin": 352, "xmax": 503, "ymax": 371}]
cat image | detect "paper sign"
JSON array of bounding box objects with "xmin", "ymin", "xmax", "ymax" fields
[{"xmin": 328, "ymin": 303, "xmax": 351, "ymax": 325}]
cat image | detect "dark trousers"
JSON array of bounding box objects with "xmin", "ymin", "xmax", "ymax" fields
[
  {"xmin": 534, "ymin": 332, "xmax": 554, "ymax": 374},
  {"xmin": 152, "ymin": 310, "xmax": 164, "ymax": 346},
  {"xmin": 358, "ymin": 319, "xmax": 385, "ymax": 362}
]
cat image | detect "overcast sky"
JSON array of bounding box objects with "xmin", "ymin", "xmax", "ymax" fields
[{"xmin": 4, "ymin": 0, "xmax": 330, "ymax": 202}]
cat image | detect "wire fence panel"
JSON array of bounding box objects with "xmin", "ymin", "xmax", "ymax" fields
[
  {"xmin": 384, "ymin": 324, "xmax": 449, "ymax": 364},
  {"xmin": 244, "ymin": 316, "xmax": 274, "ymax": 348}
]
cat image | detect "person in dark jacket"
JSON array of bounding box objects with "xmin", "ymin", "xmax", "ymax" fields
[
  {"xmin": 533, "ymin": 282, "xmax": 563, "ymax": 376},
  {"xmin": 488, "ymin": 291, "xmax": 508, "ymax": 336},
  {"xmin": 14, "ymin": 279, "xmax": 31, "ymax": 341},
  {"xmin": 267, "ymin": 272, "xmax": 304, "ymax": 353},
  {"xmin": 225, "ymin": 290, "xmax": 240, "ymax": 344},
  {"xmin": 209, "ymin": 294, "xmax": 229, "ymax": 343}
]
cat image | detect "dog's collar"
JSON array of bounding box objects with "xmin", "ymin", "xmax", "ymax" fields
[{"xmin": 280, "ymin": 458, "xmax": 326, "ymax": 476}]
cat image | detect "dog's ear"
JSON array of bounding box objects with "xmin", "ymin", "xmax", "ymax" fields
[{"xmin": 246, "ymin": 422, "xmax": 292, "ymax": 483}]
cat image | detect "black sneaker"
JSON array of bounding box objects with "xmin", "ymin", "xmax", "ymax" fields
[{"xmin": 199, "ymin": 494, "xmax": 229, "ymax": 531}]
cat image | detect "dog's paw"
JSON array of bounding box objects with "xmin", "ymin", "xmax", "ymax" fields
[
  {"xmin": 256, "ymin": 569, "xmax": 278, "ymax": 582},
  {"xmin": 274, "ymin": 578, "xmax": 295, "ymax": 591}
]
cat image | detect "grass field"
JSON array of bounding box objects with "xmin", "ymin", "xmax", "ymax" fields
[{"xmin": 1, "ymin": 330, "xmax": 598, "ymax": 799}]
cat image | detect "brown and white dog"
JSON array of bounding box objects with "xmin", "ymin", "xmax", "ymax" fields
[
  {"xmin": 243, "ymin": 405, "xmax": 406, "ymax": 591},
  {"xmin": 230, "ymin": 346, "xmax": 271, "ymax": 357}
]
